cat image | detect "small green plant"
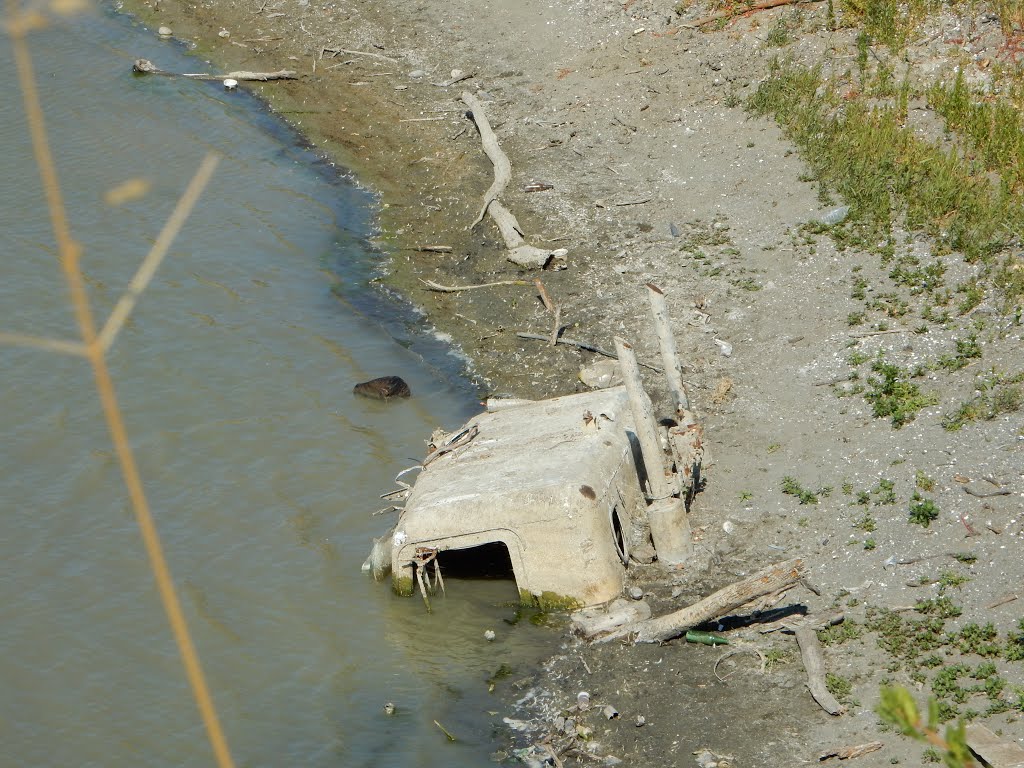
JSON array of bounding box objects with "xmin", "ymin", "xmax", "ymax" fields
[
  {"xmin": 874, "ymin": 478, "xmax": 897, "ymax": 505},
  {"xmin": 915, "ymin": 596, "xmax": 961, "ymax": 619},
  {"xmin": 826, "ymin": 672, "xmax": 853, "ymax": 701},
  {"xmin": 937, "ymin": 334, "xmax": 983, "ymax": 372},
  {"xmin": 781, "ymin": 476, "xmax": 821, "ymax": 504},
  {"xmin": 763, "ymin": 648, "xmax": 792, "ymax": 670},
  {"xmin": 956, "ymin": 623, "xmax": 1002, "ymax": 657},
  {"xmin": 1006, "ymin": 620, "xmax": 1024, "ymax": 662},
  {"xmin": 738, "ymin": 490, "xmax": 754, "ymax": 502},
  {"xmin": 854, "ymin": 512, "xmax": 877, "ymax": 532},
  {"xmin": 848, "ymin": 349, "xmax": 871, "ymax": 366},
  {"xmin": 818, "ymin": 620, "xmax": 863, "ymax": 646},
  {"xmin": 942, "ymin": 368, "xmax": 1024, "ymax": 431},
  {"xmin": 915, "ymin": 470, "xmax": 935, "ymax": 492},
  {"xmin": 864, "ymin": 538, "xmax": 877, "ymax": 550},
  {"xmin": 866, "ymin": 358, "xmax": 939, "ymax": 428},
  {"xmin": 937, "ymin": 571, "xmax": 969, "ymax": 592},
  {"xmin": 909, "ymin": 493, "xmax": 940, "ymax": 527}
]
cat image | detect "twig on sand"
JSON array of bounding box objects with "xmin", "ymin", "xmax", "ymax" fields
[
  {"xmin": 516, "ymin": 332, "xmax": 663, "ymax": 373},
  {"xmin": 420, "ymin": 278, "xmax": 529, "ymax": 292},
  {"xmin": 320, "ymin": 46, "xmax": 398, "ymax": 62},
  {"xmin": 433, "ymin": 70, "xmax": 476, "ymax": 87}
]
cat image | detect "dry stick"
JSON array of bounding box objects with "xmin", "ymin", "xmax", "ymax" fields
[
  {"xmin": 99, "ymin": 154, "xmax": 220, "ymax": 353},
  {"xmin": 681, "ymin": 0, "xmax": 824, "ymax": 27},
  {"xmin": 434, "ymin": 70, "xmax": 475, "ymax": 87},
  {"xmin": 985, "ymin": 593, "xmax": 1019, "ymax": 610},
  {"xmin": 534, "ymin": 278, "xmax": 561, "ymax": 346},
  {"xmin": 320, "ymin": 46, "xmax": 399, "ymax": 62},
  {"xmin": 615, "ymin": 337, "xmax": 694, "ymax": 564},
  {"xmin": 600, "ymin": 558, "xmax": 805, "ymax": 644},
  {"xmin": 795, "ymin": 626, "xmax": 845, "ymax": 715},
  {"xmin": 421, "ymin": 278, "xmax": 529, "ymax": 292},
  {"xmin": 646, "ymin": 283, "xmax": 690, "ymax": 413},
  {"xmin": 515, "ymin": 332, "xmax": 663, "ymax": 373}
]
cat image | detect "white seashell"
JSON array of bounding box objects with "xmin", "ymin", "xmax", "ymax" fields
[
  {"xmin": 714, "ymin": 338, "xmax": 733, "ymax": 357},
  {"xmin": 157, "ymin": 26, "xmax": 172, "ymax": 36},
  {"xmin": 218, "ymin": 28, "xmax": 230, "ymax": 38},
  {"xmin": 484, "ymin": 629, "xmax": 496, "ymax": 641},
  {"xmin": 223, "ymin": 78, "xmax": 238, "ymax": 90},
  {"xmin": 450, "ymin": 68, "xmax": 464, "ymax": 79}
]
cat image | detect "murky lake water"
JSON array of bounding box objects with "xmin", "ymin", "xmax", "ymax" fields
[{"xmin": 0, "ymin": 7, "xmax": 553, "ymax": 766}]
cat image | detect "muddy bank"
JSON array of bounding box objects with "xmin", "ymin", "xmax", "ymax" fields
[{"xmin": 114, "ymin": 0, "xmax": 1024, "ymax": 764}]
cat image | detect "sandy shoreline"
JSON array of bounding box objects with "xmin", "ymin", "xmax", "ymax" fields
[{"xmin": 114, "ymin": 0, "xmax": 1024, "ymax": 764}]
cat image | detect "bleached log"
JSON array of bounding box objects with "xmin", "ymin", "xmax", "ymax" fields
[
  {"xmin": 133, "ymin": 59, "xmax": 297, "ymax": 81},
  {"xmin": 796, "ymin": 625, "xmax": 845, "ymax": 715},
  {"xmin": 646, "ymin": 283, "xmax": 690, "ymax": 415},
  {"xmin": 614, "ymin": 337, "xmax": 693, "ymax": 564}
]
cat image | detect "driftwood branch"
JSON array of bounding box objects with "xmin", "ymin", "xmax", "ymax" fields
[
  {"xmin": 462, "ymin": 91, "xmax": 510, "ymax": 227},
  {"xmin": 133, "ymin": 58, "xmax": 297, "ymax": 81},
  {"xmin": 795, "ymin": 626, "xmax": 845, "ymax": 715},
  {"xmin": 420, "ymin": 278, "xmax": 529, "ymax": 292},
  {"xmin": 681, "ymin": 0, "xmax": 824, "ymax": 27},
  {"xmin": 461, "ymin": 92, "xmax": 568, "ymax": 268},
  {"xmin": 597, "ymin": 558, "xmax": 805, "ymax": 643},
  {"xmin": 516, "ymin": 332, "xmax": 663, "ymax": 373}
]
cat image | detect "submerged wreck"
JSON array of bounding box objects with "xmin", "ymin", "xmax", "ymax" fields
[{"xmin": 364, "ymin": 287, "xmax": 704, "ymax": 609}]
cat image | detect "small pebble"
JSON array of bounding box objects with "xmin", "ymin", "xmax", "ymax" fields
[
  {"xmin": 409, "ymin": 69, "xmax": 426, "ymax": 79},
  {"xmin": 635, "ymin": 715, "xmax": 646, "ymax": 727},
  {"xmin": 223, "ymin": 78, "xmax": 238, "ymax": 90},
  {"xmin": 669, "ymin": 222, "xmax": 681, "ymax": 237},
  {"xmin": 157, "ymin": 25, "xmax": 172, "ymax": 36},
  {"xmin": 628, "ymin": 586, "xmax": 644, "ymax": 600},
  {"xmin": 714, "ymin": 338, "xmax": 733, "ymax": 357}
]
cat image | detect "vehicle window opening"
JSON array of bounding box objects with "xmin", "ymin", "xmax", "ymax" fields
[{"xmin": 436, "ymin": 542, "xmax": 515, "ymax": 580}]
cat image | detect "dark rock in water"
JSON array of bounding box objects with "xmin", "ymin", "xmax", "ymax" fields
[{"xmin": 353, "ymin": 376, "xmax": 411, "ymax": 400}]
